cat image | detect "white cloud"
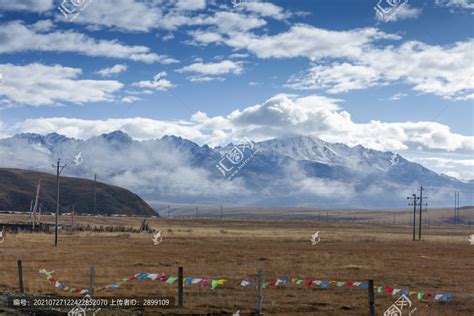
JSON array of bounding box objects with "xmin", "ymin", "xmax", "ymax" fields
[
  {"xmin": 375, "ymin": 3, "xmax": 422, "ymax": 22},
  {"xmin": 132, "ymin": 71, "xmax": 175, "ymax": 91},
  {"xmin": 390, "ymin": 92, "xmax": 408, "ymax": 101},
  {"xmin": 436, "ymin": 0, "xmax": 474, "ymax": 10},
  {"xmin": 68, "ymin": 0, "xmax": 163, "ymax": 32},
  {"xmin": 286, "ymin": 63, "xmax": 380, "ymax": 93},
  {"xmin": 240, "ymin": 2, "xmax": 290, "ymax": 20},
  {"xmin": 0, "ymin": 0, "xmax": 53, "ymax": 12},
  {"xmin": 0, "ymin": 21, "xmax": 170, "ymax": 63},
  {"xmin": 410, "ymin": 157, "xmax": 474, "ymax": 180},
  {"xmin": 188, "ymin": 30, "xmax": 224, "ymax": 45},
  {"xmin": 177, "ymin": 60, "xmax": 243, "ymax": 75},
  {"xmin": 208, "ymin": 11, "xmax": 267, "ymax": 33},
  {"xmin": 189, "ymin": 24, "xmax": 399, "ymax": 60},
  {"xmin": 0, "ymin": 63, "xmax": 123, "ymax": 106},
  {"xmin": 121, "ymin": 96, "xmax": 141, "ymax": 103},
  {"xmin": 285, "ymin": 39, "xmax": 474, "ymax": 99},
  {"xmin": 174, "ymin": 0, "xmax": 206, "ymax": 11},
  {"xmin": 96, "ymin": 64, "xmax": 128, "ymax": 77},
  {"xmin": 7, "ymin": 94, "xmax": 473, "ymax": 156},
  {"xmin": 30, "ymin": 20, "xmax": 55, "ymax": 32},
  {"xmin": 60, "ymin": 0, "xmax": 210, "ymax": 32},
  {"xmin": 229, "ymin": 53, "xmax": 249, "ymax": 59}
]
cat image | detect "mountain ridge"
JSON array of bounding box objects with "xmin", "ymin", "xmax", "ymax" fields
[
  {"xmin": 0, "ymin": 168, "xmax": 157, "ymax": 216},
  {"xmin": 0, "ymin": 131, "xmax": 471, "ymax": 208}
]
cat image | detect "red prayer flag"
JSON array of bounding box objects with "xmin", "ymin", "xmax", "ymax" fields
[{"xmin": 385, "ymin": 287, "xmax": 394, "ymax": 294}]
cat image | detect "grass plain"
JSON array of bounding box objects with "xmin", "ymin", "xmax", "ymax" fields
[{"xmin": 0, "ymin": 213, "xmax": 473, "ymax": 315}]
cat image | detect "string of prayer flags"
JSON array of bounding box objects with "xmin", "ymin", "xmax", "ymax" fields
[
  {"xmin": 39, "ymin": 269, "xmax": 226, "ymax": 293},
  {"xmin": 238, "ymin": 276, "xmax": 452, "ymax": 301}
]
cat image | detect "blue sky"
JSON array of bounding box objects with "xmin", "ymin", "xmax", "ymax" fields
[{"xmin": 0, "ymin": 0, "xmax": 472, "ymax": 179}]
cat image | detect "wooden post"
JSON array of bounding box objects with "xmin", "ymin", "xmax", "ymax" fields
[
  {"xmin": 368, "ymin": 279, "xmax": 375, "ymax": 316},
  {"xmin": 178, "ymin": 267, "xmax": 184, "ymax": 308},
  {"xmin": 17, "ymin": 260, "xmax": 24, "ymax": 294},
  {"xmin": 89, "ymin": 266, "xmax": 95, "ymax": 298},
  {"xmin": 255, "ymin": 270, "xmax": 264, "ymax": 315}
]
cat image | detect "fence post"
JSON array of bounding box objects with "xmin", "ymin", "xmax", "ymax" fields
[
  {"xmin": 178, "ymin": 267, "xmax": 183, "ymax": 308},
  {"xmin": 17, "ymin": 260, "xmax": 24, "ymax": 294},
  {"xmin": 89, "ymin": 266, "xmax": 95, "ymax": 298},
  {"xmin": 368, "ymin": 279, "xmax": 375, "ymax": 316},
  {"xmin": 255, "ymin": 270, "xmax": 264, "ymax": 315}
]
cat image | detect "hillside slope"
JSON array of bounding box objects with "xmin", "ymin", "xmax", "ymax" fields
[{"xmin": 0, "ymin": 168, "xmax": 156, "ymax": 216}]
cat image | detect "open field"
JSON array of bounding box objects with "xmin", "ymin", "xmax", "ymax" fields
[
  {"xmin": 148, "ymin": 204, "xmax": 474, "ymax": 225},
  {"xmin": 1, "ymin": 214, "xmax": 473, "ymax": 315}
]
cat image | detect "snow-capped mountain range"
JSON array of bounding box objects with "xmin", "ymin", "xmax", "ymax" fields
[{"xmin": 0, "ymin": 131, "xmax": 471, "ymax": 208}]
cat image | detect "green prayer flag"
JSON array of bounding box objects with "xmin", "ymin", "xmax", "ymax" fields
[
  {"xmin": 166, "ymin": 276, "xmax": 178, "ymax": 284},
  {"xmin": 262, "ymin": 283, "xmax": 268, "ymax": 289},
  {"xmin": 377, "ymin": 286, "xmax": 384, "ymax": 293},
  {"xmin": 296, "ymin": 280, "xmax": 304, "ymax": 285},
  {"xmin": 417, "ymin": 293, "xmax": 425, "ymax": 299},
  {"xmin": 336, "ymin": 282, "xmax": 344, "ymax": 287},
  {"xmin": 211, "ymin": 280, "xmax": 219, "ymax": 289}
]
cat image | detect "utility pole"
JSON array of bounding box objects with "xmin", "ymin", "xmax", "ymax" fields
[
  {"xmin": 457, "ymin": 191, "xmax": 460, "ymax": 224},
  {"xmin": 418, "ymin": 186, "xmax": 428, "ymax": 240},
  {"xmin": 220, "ymin": 205, "xmax": 223, "ymax": 221},
  {"xmin": 93, "ymin": 173, "xmax": 97, "ymax": 214},
  {"xmin": 168, "ymin": 205, "xmax": 171, "ymax": 218},
  {"xmin": 52, "ymin": 158, "xmax": 66, "ymax": 247},
  {"xmin": 454, "ymin": 191, "xmax": 460, "ymax": 224},
  {"xmin": 195, "ymin": 207, "xmax": 198, "ymax": 219},
  {"xmin": 407, "ymin": 194, "xmax": 418, "ymax": 241},
  {"xmin": 454, "ymin": 191, "xmax": 457, "ymax": 224}
]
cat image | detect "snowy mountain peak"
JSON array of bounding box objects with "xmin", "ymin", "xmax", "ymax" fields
[{"xmin": 99, "ymin": 130, "xmax": 133, "ymax": 144}]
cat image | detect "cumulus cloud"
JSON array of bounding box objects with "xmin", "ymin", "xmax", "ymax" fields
[
  {"xmin": 189, "ymin": 24, "xmax": 399, "ymax": 59},
  {"xmin": 0, "ymin": 0, "xmax": 53, "ymax": 12},
  {"xmin": 131, "ymin": 71, "xmax": 175, "ymax": 91},
  {"xmin": 6, "ymin": 94, "xmax": 473, "ymax": 156},
  {"xmin": 178, "ymin": 60, "xmax": 243, "ymax": 75},
  {"xmin": 96, "ymin": 64, "xmax": 128, "ymax": 77},
  {"xmin": 286, "ymin": 39, "xmax": 474, "ymax": 99},
  {"xmin": 0, "ymin": 63, "xmax": 123, "ymax": 106},
  {"xmin": 177, "ymin": 60, "xmax": 243, "ymax": 81},
  {"xmin": 435, "ymin": 0, "xmax": 474, "ymax": 10},
  {"xmin": 0, "ymin": 21, "xmax": 170, "ymax": 63},
  {"xmin": 239, "ymin": 2, "xmax": 290, "ymax": 20},
  {"xmin": 286, "ymin": 63, "xmax": 380, "ymax": 93},
  {"xmin": 174, "ymin": 0, "xmax": 206, "ymax": 11},
  {"xmin": 375, "ymin": 3, "xmax": 422, "ymax": 22},
  {"xmin": 121, "ymin": 96, "xmax": 141, "ymax": 103}
]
